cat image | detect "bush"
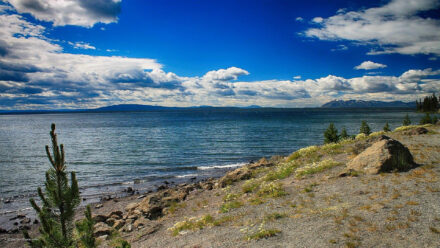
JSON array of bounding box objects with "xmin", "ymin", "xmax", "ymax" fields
[
  {"xmin": 359, "ymin": 121, "xmax": 371, "ymax": 135},
  {"xmin": 340, "ymin": 127, "xmax": 349, "ymax": 139},
  {"xmin": 383, "ymin": 122, "xmax": 391, "ymax": 132},
  {"xmin": 420, "ymin": 113, "xmax": 432, "ymax": 124},
  {"xmin": 324, "ymin": 123, "xmax": 339, "ymax": 144},
  {"xmin": 403, "ymin": 114, "xmax": 411, "ymax": 126}
]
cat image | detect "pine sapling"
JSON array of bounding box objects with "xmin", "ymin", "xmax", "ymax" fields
[
  {"xmin": 23, "ymin": 123, "xmax": 80, "ymax": 247},
  {"xmin": 383, "ymin": 122, "xmax": 391, "ymax": 132}
]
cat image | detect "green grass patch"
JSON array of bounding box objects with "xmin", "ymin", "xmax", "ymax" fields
[
  {"xmin": 257, "ymin": 181, "xmax": 287, "ymax": 198},
  {"xmin": 246, "ymin": 228, "xmax": 281, "ymax": 240},
  {"xmin": 242, "ymin": 179, "xmax": 259, "ymax": 193},
  {"xmin": 220, "ymin": 200, "xmax": 243, "ymax": 213},
  {"xmin": 264, "ymin": 161, "xmax": 299, "ymax": 181},
  {"xmin": 287, "ymin": 146, "xmax": 319, "ymax": 162},
  {"xmin": 264, "ymin": 212, "xmax": 287, "ymax": 221},
  {"xmin": 168, "ymin": 202, "xmax": 187, "ymax": 214},
  {"xmin": 303, "ymin": 183, "xmax": 319, "ymax": 193},
  {"xmin": 321, "ymin": 143, "xmax": 343, "ymax": 154},
  {"xmin": 170, "ymin": 214, "xmax": 233, "ymax": 236},
  {"xmin": 295, "ymin": 159, "xmax": 341, "ymax": 178}
]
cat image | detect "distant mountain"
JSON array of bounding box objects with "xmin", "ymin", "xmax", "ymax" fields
[
  {"xmin": 94, "ymin": 104, "xmax": 175, "ymax": 112},
  {"xmin": 321, "ymin": 100, "xmax": 416, "ymax": 108}
]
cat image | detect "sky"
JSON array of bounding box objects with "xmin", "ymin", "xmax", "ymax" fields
[{"xmin": 0, "ymin": 0, "xmax": 439, "ymax": 109}]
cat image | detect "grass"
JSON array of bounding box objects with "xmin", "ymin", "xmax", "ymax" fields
[
  {"xmin": 257, "ymin": 181, "xmax": 287, "ymax": 198},
  {"xmin": 246, "ymin": 228, "xmax": 281, "ymax": 240},
  {"xmin": 264, "ymin": 212, "xmax": 287, "ymax": 221},
  {"xmin": 220, "ymin": 200, "xmax": 243, "ymax": 213},
  {"xmin": 287, "ymin": 145, "xmax": 319, "ymax": 162},
  {"xmin": 264, "ymin": 161, "xmax": 299, "ymax": 181},
  {"xmin": 295, "ymin": 159, "xmax": 341, "ymax": 178},
  {"xmin": 394, "ymin": 124, "xmax": 433, "ymax": 132},
  {"xmin": 169, "ymin": 214, "xmax": 234, "ymax": 236},
  {"xmin": 303, "ymin": 183, "xmax": 319, "ymax": 193},
  {"xmin": 168, "ymin": 202, "xmax": 187, "ymax": 214},
  {"xmin": 321, "ymin": 142, "xmax": 344, "ymax": 154},
  {"xmin": 242, "ymin": 179, "xmax": 259, "ymax": 193}
]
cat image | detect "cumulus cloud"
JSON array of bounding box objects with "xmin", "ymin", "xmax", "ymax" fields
[
  {"xmin": 69, "ymin": 41, "xmax": 96, "ymax": 50},
  {"xmin": 305, "ymin": 0, "xmax": 440, "ymax": 56},
  {"xmin": 0, "ymin": 5, "xmax": 439, "ymax": 109},
  {"xmin": 355, "ymin": 61, "xmax": 387, "ymax": 70},
  {"xmin": 295, "ymin": 17, "xmax": 303, "ymax": 22},
  {"xmin": 5, "ymin": 0, "xmax": 122, "ymax": 27}
]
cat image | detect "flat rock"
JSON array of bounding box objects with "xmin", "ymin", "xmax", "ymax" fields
[
  {"xmin": 345, "ymin": 136, "xmax": 416, "ymax": 175},
  {"xmin": 93, "ymin": 222, "xmax": 112, "ymax": 237}
]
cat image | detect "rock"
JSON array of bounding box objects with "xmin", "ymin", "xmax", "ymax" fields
[
  {"xmin": 106, "ymin": 218, "xmax": 116, "ymax": 226},
  {"xmin": 126, "ymin": 187, "xmax": 134, "ymax": 193},
  {"xmin": 344, "ymin": 136, "xmax": 416, "ymax": 175},
  {"xmin": 404, "ymin": 127, "xmax": 428, "ymax": 135},
  {"xmin": 93, "ymin": 222, "xmax": 112, "ymax": 237},
  {"xmin": 248, "ymin": 157, "xmax": 274, "ymax": 169},
  {"xmin": 199, "ymin": 181, "xmax": 213, "ymax": 190},
  {"xmin": 109, "ymin": 210, "xmax": 123, "ymax": 218},
  {"xmin": 20, "ymin": 217, "xmax": 31, "ymax": 224},
  {"xmin": 217, "ymin": 167, "xmax": 252, "ymax": 188},
  {"xmin": 19, "ymin": 225, "xmax": 30, "ymax": 231},
  {"xmin": 123, "ymin": 223, "xmax": 133, "ymax": 232},
  {"xmin": 113, "ymin": 198, "xmax": 119, "ymax": 202},
  {"xmin": 125, "ymin": 202, "xmax": 139, "ymax": 212},
  {"xmin": 95, "ymin": 204, "xmax": 103, "ymax": 209},
  {"xmin": 0, "ymin": 227, "xmax": 7, "ymax": 234},
  {"xmin": 97, "ymin": 235, "xmax": 108, "ymax": 242},
  {"xmin": 157, "ymin": 185, "xmax": 168, "ymax": 191},
  {"xmin": 126, "ymin": 214, "xmax": 138, "ymax": 220},
  {"xmin": 92, "ymin": 214, "xmax": 108, "ymax": 223},
  {"xmin": 113, "ymin": 219, "xmax": 125, "ymax": 230},
  {"xmin": 33, "ymin": 219, "xmax": 39, "ymax": 224},
  {"xmin": 4, "ymin": 199, "xmax": 12, "ymax": 203},
  {"xmin": 137, "ymin": 194, "xmax": 146, "ymax": 199},
  {"xmin": 133, "ymin": 216, "xmax": 148, "ymax": 229}
]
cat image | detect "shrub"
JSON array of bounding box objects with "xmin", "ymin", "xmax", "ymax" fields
[
  {"xmin": 287, "ymin": 146, "xmax": 319, "ymax": 161},
  {"xmin": 324, "ymin": 123, "xmax": 339, "ymax": 144},
  {"xmin": 264, "ymin": 161, "xmax": 298, "ymax": 181},
  {"xmin": 257, "ymin": 181, "xmax": 287, "ymax": 198},
  {"xmin": 403, "ymin": 114, "xmax": 411, "ymax": 126},
  {"xmin": 420, "ymin": 113, "xmax": 432, "ymax": 124},
  {"xmin": 340, "ymin": 127, "xmax": 349, "ymax": 139},
  {"xmin": 383, "ymin": 122, "xmax": 391, "ymax": 132},
  {"xmin": 359, "ymin": 121, "xmax": 371, "ymax": 135}
]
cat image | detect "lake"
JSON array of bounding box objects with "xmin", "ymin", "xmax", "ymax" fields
[{"xmin": 0, "ymin": 108, "xmax": 421, "ymax": 217}]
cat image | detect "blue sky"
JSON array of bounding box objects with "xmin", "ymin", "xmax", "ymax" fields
[{"xmin": 0, "ymin": 0, "xmax": 439, "ymax": 109}]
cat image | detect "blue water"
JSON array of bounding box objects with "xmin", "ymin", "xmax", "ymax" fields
[{"xmin": 0, "ymin": 108, "xmax": 423, "ymax": 215}]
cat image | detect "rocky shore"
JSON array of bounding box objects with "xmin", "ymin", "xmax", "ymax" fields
[{"xmin": 1, "ymin": 123, "xmax": 440, "ymax": 247}]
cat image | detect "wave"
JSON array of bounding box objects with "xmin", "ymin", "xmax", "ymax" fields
[{"xmin": 197, "ymin": 162, "xmax": 246, "ymax": 170}]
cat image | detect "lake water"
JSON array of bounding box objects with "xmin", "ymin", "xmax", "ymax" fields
[{"xmin": 0, "ymin": 108, "xmax": 422, "ymax": 218}]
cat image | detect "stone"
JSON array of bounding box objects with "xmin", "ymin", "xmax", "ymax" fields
[
  {"xmin": 20, "ymin": 217, "xmax": 31, "ymax": 224},
  {"xmin": 247, "ymin": 157, "xmax": 274, "ymax": 169},
  {"xmin": 133, "ymin": 217, "xmax": 148, "ymax": 229},
  {"xmin": 93, "ymin": 222, "xmax": 112, "ymax": 237},
  {"xmin": 123, "ymin": 223, "xmax": 133, "ymax": 232},
  {"xmin": 217, "ymin": 167, "xmax": 252, "ymax": 188},
  {"xmin": 109, "ymin": 210, "xmax": 123, "ymax": 218},
  {"xmin": 106, "ymin": 218, "xmax": 116, "ymax": 226},
  {"xmin": 404, "ymin": 127, "xmax": 428, "ymax": 135},
  {"xmin": 92, "ymin": 214, "xmax": 108, "ymax": 223},
  {"xmin": 345, "ymin": 136, "xmax": 416, "ymax": 175},
  {"xmin": 113, "ymin": 219, "xmax": 125, "ymax": 230},
  {"xmin": 125, "ymin": 202, "xmax": 139, "ymax": 212},
  {"xmin": 95, "ymin": 204, "xmax": 103, "ymax": 209}
]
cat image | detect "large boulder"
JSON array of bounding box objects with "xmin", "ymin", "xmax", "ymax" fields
[
  {"xmin": 404, "ymin": 127, "xmax": 428, "ymax": 135},
  {"xmin": 345, "ymin": 136, "xmax": 416, "ymax": 175},
  {"xmin": 93, "ymin": 222, "xmax": 112, "ymax": 237}
]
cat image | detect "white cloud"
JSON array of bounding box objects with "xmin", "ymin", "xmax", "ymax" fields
[
  {"xmin": 355, "ymin": 61, "xmax": 387, "ymax": 70},
  {"xmin": 69, "ymin": 41, "xmax": 96, "ymax": 50},
  {"xmin": 305, "ymin": 0, "xmax": 440, "ymax": 56},
  {"xmin": 295, "ymin": 17, "xmax": 303, "ymax": 22},
  {"xmin": 6, "ymin": 0, "xmax": 122, "ymax": 27},
  {"xmin": 0, "ymin": 7, "xmax": 439, "ymax": 109},
  {"xmin": 311, "ymin": 17, "xmax": 323, "ymax": 23}
]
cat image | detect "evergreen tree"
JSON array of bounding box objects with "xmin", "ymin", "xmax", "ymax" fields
[
  {"xmin": 23, "ymin": 124, "xmax": 80, "ymax": 247},
  {"xmin": 403, "ymin": 114, "xmax": 411, "ymax": 126},
  {"xmin": 340, "ymin": 127, "xmax": 349, "ymax": 139},
  {"xmin": 324, "ymin": 123, "xmax": 339, "ymax": 144},
  {"xmin": 359, "ymin": 121, "xmax": 371, "ymax": 135},
  {"xmin": 75, "ymin": 205, "xmax": 96, "ymax": 248},
  {"xmin": 420, "ymin": 113, "xmax": 432, "ymax": 124},
  {"xmin": 383, "ymin": 122, "xmax": 391, "ymax": 132}
]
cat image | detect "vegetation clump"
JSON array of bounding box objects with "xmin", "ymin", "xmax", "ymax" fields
[
  {"xmin": 287, "ymin": 146, "xmax": 319, "ymax": 162},
  {"xmin": 403, "ymin": 114, "xmax": 411, "ymax": 126},
  {"xmin": 324, "ymin": 123, "xmax": 339, "ymax": 144},
  {"xmin": 383, "ymin": 122, "xmax": 391, "ymax": 132},
  {"xmin": 295, "ymin": 160, "xmax": 341, "ymax": 178},
  {"xmin": 257, "ymin": 181, "xmax": 287, "ymax": 198},
  {"xmin": 23, "ymin": 124, "xmax": 95, "ymax": 248},
  {"xmin": 359, "ymin": 121, "xmax": 371, "ymax": 135},
  {"xmin": 416, "ymin": 93, "xmax": 439, "ymax": 112}
]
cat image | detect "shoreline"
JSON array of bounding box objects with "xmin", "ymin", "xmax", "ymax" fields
[{"xmin": 2, "ymin": 123, "xmax": 439, "ymax": 247}]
